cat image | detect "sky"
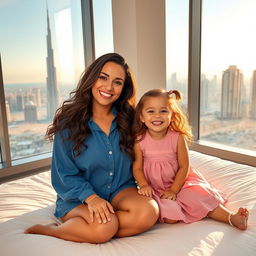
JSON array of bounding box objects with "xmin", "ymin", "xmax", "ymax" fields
[
  {"xmin": 201, "ymin": 0, "xmax": 256, "ymax": 79},
  {"xmin": 166, "ymin": 0, "xmax": 256, "ymax": 79},
  {"xmin": 0, "ymin": 0, "xmax": 113, "ymax": 85},
  {"xmin": 0, "ymin": 0, "xmax": 255, "ymax": 85}
]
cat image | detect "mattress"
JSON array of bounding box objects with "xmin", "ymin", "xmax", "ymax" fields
[{"xmin": 0, "ymin": 151, "xmax": 255, "ymax": 256}]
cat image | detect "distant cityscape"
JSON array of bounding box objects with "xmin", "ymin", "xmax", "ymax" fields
[
  {"xmin": 4, "ymin": 63, "xmax": 256, "ymax": 161},
  {"xmin": 168, "ymin": 65, "xmax": 256, "ymax": 151},
  {"xmin": 3, "ymin": 9, "xmax": 256, "ymax": 161},
  {"xmin": 5, "ymin": 83, "xmax": 74, "ymax": 160},
  {"xmin": 4, "ymin": 10, "xmax": 73, "ymax": 160}
]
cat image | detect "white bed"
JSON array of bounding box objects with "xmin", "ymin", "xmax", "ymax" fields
[{"xmin": 0, "ymin": 151, "xmax": 255, "ymax": 256}]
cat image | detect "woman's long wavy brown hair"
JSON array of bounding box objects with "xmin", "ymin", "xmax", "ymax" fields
[
  {"xmin": 46, "ymin": 53, "xmax": 136, "ymax": 158},
  {"xmin": 133, "ymin": 89, "xmax": 193, "ymax": 144}
]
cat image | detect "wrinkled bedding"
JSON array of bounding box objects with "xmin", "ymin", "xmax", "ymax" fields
[{"xmin": 0, "ymin": 151, "xmax": 255, "ymax": 256}]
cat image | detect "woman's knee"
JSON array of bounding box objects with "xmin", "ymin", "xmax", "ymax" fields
[
  {"xmin": 88, "ymin": 214, "xmax": 119, "ymax": 243},
  {"xmin": 132, "ymin": 198, "xmax": 159, "ymax": 229}
]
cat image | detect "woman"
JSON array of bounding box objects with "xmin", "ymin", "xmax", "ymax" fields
[{"xmin": 25, "ymin": 53, "xmax": 159, "ymax": 243}]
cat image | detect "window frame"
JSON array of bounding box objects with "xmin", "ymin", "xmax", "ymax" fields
[
  {"xmin": 0, "ymin": 54, "xmax": 11, "ymax": 168},
  {"xmin": 0, "ymin": 0, "xmax": 95, "ymax": 181},
  {"xmin": 188, "ymin": 0, "xmax": 256, "ymax": 166},
  {"xmin": 0, "ymin": 0, "xmax": 255, "ymax": 183}
]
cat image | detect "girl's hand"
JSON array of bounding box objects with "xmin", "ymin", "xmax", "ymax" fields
[
  {"xmin": 160, "ymin": 189, "xmax": 177, "ymax": 200},
  {"xmin": 86, "ymin": 196, "xmax": 115, "ymax": 224},
  {"xmin": 138, "ymin": 184, "xmax": 153, "ymax": 197}
]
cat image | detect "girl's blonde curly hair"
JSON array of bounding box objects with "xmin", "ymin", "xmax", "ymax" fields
[{"xmin": 132, "ymin": 88, "xmax": 193, "ymax": 144}]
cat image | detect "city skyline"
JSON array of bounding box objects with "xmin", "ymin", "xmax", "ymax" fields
[
  {"xmin": 5, "ymin": 62, "xmax": 256, "ymax": 160},
  {"xmin": 1, "ymin": 0, "xmax": 255, "ymax": 160},
  {"xmin": 5, "ymin": 62, "xmax": 255, "ymax": 123}
]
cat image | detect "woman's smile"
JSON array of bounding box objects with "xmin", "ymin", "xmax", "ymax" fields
[{"xmin": 99, "ymin": 90, "xmax": 113, "ymax": 98}]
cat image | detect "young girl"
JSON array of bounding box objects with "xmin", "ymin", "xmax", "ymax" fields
[{"xmin": 132, "ymin": 88, "xmax": 249, "ymax": 230}]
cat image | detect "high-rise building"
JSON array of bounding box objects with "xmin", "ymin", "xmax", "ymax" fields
[
  {"xmin": 32, "ymin": 88, "xmax": 41, "ymax": 107},
  {"xmin": 46, "ymin": 9, "xmax": 60, "ymax": 120},
  {"xmin": 16, "ymin": 94, "xmax": 24, "ymax": 111},
  {"xmin": 201, "ymin": 74, "xmax": 209, "ymax": 112},
  {"xmin": 24, "ymin": 101, "xmax": 37, "ymax": 123},
  {"xmin": 250, "ymin": 70, "xmax": 256, "ymax": 119},
  {"xmin": 6, "ymin": 94, "xmax": 17, "ymax": 111},
  {"xmin": 221, "ymin": 65, "xmax": 243, "ymax": 120},
  {"xmin": 5, "ymin": 101, "xmax": 11, "ymax": 122},
  {"xmin": 168, "ymin": 73, "xmax": 186, "ymax": 97},
  {"xmin": 170, "ymin": 73, "xmax": 177, "ymax": 88}
]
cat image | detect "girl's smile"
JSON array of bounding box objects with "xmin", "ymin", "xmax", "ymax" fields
[{"xmin": 151, "ymin": 120, "xmax": 164, "ymax": 126}]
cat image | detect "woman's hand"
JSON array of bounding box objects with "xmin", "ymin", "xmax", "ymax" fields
[
  {"xmin": 86, "ymin": 195, "xmax": 115, "ymax": 224},
  {"xmin": 138, "ymin": 184, "xmax": 153, "ymax": 197},
  {"xmin": 160, "ymin": 189, "xmax": 177, "ymax": 200}
]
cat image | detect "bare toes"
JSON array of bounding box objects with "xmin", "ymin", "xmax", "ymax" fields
[
  {"xmin": 24, "ymin": 224, "xmax": 43, "ymax": 234},
  {"xmin": 231, "ymin": 213, "xmax": 248, "ymax": 230}
]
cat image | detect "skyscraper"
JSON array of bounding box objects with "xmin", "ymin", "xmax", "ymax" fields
[
  {"xmin": 46, "ymin": 9, "xmax": 60, "ymax": 120},
  {"xmin": 24, "ymin": 101, "xmax": 38, "ymax": 123},
  {"xmin": 221, "ymin": 65, "xmax": 243, "ymax": 120},
  {"xmin": 16, "ymin": 93, "xmax": 24, "ymax": 111},
  {"xmin": 32, "ymin": 88, "xmax": 41, "ymax": 107},
  {"xmin": 250, "ymin": 70, "xmax": 256, "ymax": 119},
  {"xmin": 5, "ymin": 101, "xmax": 11, "ymax": 122},
  {"xmin": 201, "ymin": 74, "xmax": 209, "ymax": 112},
  {"xmin": 170, "ymin": 73, "xmax": 177, "ymax": 88}
]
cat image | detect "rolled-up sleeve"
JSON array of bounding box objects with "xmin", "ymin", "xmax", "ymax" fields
[{"xmin": 51, "ymin": 131, "xmax": 95, "ymax": 203}]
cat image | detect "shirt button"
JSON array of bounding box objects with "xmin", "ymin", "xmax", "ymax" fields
[
  {"xmin": 109, "ymin": 151, "xmax": 112, "ymax": 155},
  {"xmin": 109, "ymin": 172, "xmax": 113, "ymax": 176},
  {"xmin": 107, "ymin": 185, "xmax": 111, "ymax": 189}
]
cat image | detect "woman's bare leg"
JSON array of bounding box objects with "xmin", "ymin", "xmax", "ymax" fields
[
  {"xmin": 207, "ymin": 204, "xmax": 249, "ymax": 230},
  {"xmin": 111, "ymin": 187, "xmax": 159, "ymax": 237},
  {"xmin": 24, "ymin": 204, "xmax": 119, "ymax": 243}
]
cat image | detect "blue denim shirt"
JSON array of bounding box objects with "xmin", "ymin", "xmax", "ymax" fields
[{"xmin": 51, "ymin": 111, "xmax": 136, "ymax": 218}]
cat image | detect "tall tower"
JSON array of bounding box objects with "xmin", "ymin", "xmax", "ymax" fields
[
  {"xmin": 221, "ymin": 65, "xmax": 243, "ymax": 120},
  {"xmin": 250, "ymin": 70, "xmax": 256, "ymax": 119},
  {"xmin": 16, "ymin": 90, "xmax": 24, "ymax": 111},
  {"xmin": 46, "ymin": 9, "xmax": 60, "ymax": 121},
  {"xmin": 201, "ymin": 74, "xmax": 209, "ymax": 112},
  {"xmin": 32, "ymin": 88, "xmax": 42, "ymax": 107},
  {"xmin": 5, "ymin": 101, "xmax": 11, "ymax": 122},
  {"xmin": 24, "ymin": 101, "xmax": 38, "ymax": 123}
]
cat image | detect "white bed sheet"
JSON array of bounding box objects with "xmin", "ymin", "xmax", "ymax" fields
[{"xmin": 0, "ymin": 151, "xmax": 255, "ymax": 256}]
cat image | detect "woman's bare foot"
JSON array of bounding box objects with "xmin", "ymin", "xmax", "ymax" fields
[
  {"xmin": 229, "ymin": 208, "xmax": 249, "ymax": 230},
  {"xmin": 24, "ymin": 223, "xmax": 58, "ymax": 235}
]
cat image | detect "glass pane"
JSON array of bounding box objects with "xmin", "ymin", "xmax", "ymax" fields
[
  {"xmin": 200, "ymin": 0, "xmax": 256, "ymax": 152},
  {"xmin": 0, "ymin": 0, "xmax": 84, "ymax": 160},
  {"xmin": 93, "ymin": 0, "xmax": 114, "ymax": 58},
  {"xmin": 166, "ymin": 0, "xmax": 189, "ymax": 106}
]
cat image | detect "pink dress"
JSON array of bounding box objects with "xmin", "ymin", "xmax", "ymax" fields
[{"xmin": 139, "ymin": 131, "xmax": 226, "ymax": 223}]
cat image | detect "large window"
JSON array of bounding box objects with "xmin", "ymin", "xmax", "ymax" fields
[
  {"xmin": 200, "ymin": 0, "xmax": 256, "ymax": 152},
  {"xmin": 0, "ymin": 0, "xmax": 84, "ymax": 161},
  {"xmin": 166, "ymin": 0, "xmax": 189, "ymax": 106},
  {"xmin": 93, "ymin": 0, "xmax": 114, "ymax": 58},
  {"xmin": 0, "ymin": 0, "xmax": 254, "ymax": 181}
]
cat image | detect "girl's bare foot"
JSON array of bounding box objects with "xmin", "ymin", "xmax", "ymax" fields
[
  {"xmin": 229, "ymin": 207, "xmax": 249, "ymax": 230},
  {"xmin": 24, "ymin": 223, "xmax": 58, "ymax": 234}
]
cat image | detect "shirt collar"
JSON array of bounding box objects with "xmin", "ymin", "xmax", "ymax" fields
[{"xmin": 88, "ymin": 107, "xmax": 117, "ymax": 132}]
